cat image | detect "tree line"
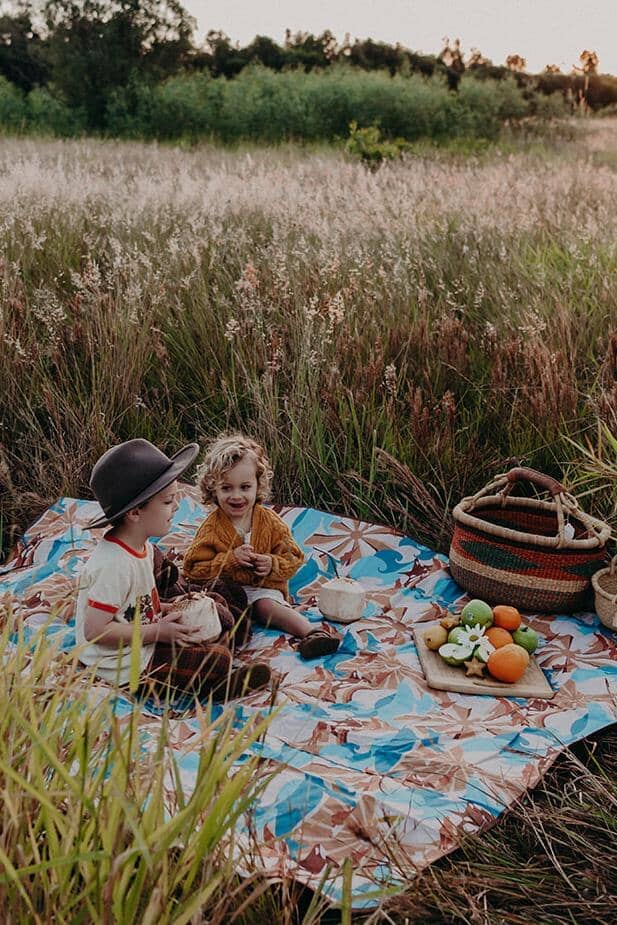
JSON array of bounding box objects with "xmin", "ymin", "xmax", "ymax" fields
[{"xmin": 1, "ymin": 0, "xmax": 617, "ymax": 135}]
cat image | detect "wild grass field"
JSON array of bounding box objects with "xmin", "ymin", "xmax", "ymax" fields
[{"xmin": 0, "ymin": 120, "xmax": 616, "ymax": 922}]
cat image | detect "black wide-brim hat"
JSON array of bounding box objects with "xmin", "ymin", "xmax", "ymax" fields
[{"xmin": 88, "ymin": 438, "xmax": 200, "ymax": 529}]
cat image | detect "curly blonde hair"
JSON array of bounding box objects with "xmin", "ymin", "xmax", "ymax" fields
[{"xmin": 196, "ymin": 433, "xmax": 273, "ymax": 505}]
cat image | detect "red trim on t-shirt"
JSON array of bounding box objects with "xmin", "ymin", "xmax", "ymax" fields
[
  {"xmin": 87, "ymin": 598, "xmax": 117, "ymax": 614},
  {"xmin": 152, "ymin": 587, "xmax": 161, "ymax": 614},
  {"xmin": 104, "ymin": 534, "xmax": 148, "ymax": 558}
]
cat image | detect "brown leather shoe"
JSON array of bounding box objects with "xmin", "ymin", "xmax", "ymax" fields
[
  {"xmin": 298, "ymin": 629, "xmax": 341, "ymax": 660},
  {"xmin": 212, "ymin": 662, "xmax": 271, "ymax": 701}
]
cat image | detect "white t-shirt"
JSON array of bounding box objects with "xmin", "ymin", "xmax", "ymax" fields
[{"xmin": 75, "ymin": 535, "xmax": 160, "ymax": 685}]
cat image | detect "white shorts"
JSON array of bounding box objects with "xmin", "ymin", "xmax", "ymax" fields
[{"xmin": 242, "ymin": 587, "xmax": 287, "ymax": 606}]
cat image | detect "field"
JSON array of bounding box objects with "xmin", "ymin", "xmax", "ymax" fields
[{"xmin": 0, "ymin": 121, "xmax": 616, "ymax": 922}]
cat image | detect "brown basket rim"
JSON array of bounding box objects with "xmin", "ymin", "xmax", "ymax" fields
[
  {"xmin": 592, "ymin": 558, "xmax": 617, "ymax": 603},
  {"xmin": 453, "ymin": 494, "xmax": 610, "ymax": 550}
]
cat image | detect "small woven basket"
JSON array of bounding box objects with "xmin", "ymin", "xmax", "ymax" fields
[
  {"xmin": 592, "ymin": 555, "xmax": 617, "ymax": 630},
  {"xmin": 450, "ymin": 467, "xmax": 610, "ymax": 613}
]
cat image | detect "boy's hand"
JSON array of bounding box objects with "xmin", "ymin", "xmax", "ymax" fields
[
  {"xmin": 233, "ymin": 544, "xmax": 255, "ymax": 568},
  {"xmin": 151, "ymin": 611, "xmax": 202, "ymax": 646},
  {"xmin": 252, "ymin": 553, "xmax": 273, "ymax": 577}
]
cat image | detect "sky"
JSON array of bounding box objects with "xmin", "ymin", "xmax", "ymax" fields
[{"xmin": 183, "ymin": 0, "xmax": 617, "ymax": 76}]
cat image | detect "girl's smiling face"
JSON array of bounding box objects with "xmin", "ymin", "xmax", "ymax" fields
[{"xmin": 215, "ymin": 457, "xmax": 258, "ymax": 522}]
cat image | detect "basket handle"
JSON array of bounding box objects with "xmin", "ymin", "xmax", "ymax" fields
[
  {"xmin": 505, "ymin": 467, "xmax": 566, "ymax": 497},
  {"xmin": 502, "ymin": 467, "xmax": 579, "ymax": 546},
  {"xmin": 466, "ymin": 466, "xmax": 607, "ymax": 548}
]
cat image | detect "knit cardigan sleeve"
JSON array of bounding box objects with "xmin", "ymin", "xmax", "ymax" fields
[{"xmin": 266, "ymin": 515, "xmax": 304, "ymax": 582}]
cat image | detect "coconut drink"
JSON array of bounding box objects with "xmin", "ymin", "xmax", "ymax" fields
[
  {"xmin": 318, "ymin": 577, "xmax": 366, "ymax": 624},
  {"xmin": 173, "ymin": 593, "xmax": 222, "ymax": 643}
]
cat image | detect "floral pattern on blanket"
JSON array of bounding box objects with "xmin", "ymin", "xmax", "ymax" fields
[{"xmin": 1, "ymin": 486, "xmax": 616, "ymax": 907}]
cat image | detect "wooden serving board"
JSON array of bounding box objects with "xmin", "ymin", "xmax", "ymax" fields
[{"xmin": 413, "ymin": 621, "xmax": 555, "ymax": 699}]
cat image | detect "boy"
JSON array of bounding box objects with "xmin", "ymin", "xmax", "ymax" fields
[{"xmin": 75, "ymin": 438, "xmax": 270, "ymax": 700}]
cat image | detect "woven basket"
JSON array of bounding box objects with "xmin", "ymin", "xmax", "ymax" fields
[
  {"xmin": 449, "ymin": 467, "xmax": 610, "ymax": 613},
  {"xmin": 592, "ymin": 555, "xmax": 617, "ymax": 630}
]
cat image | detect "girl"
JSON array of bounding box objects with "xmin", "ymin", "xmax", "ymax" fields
[{"xmin": 183, "ymin": 434, "xmax": 341, "ymax": 659}]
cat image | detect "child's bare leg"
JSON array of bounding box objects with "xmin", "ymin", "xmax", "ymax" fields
[
  {"xmin": 251, "ymin": 599, "xmax": 341, "ymax": 660},
  {"xmin": 251, "ymin": 598, "xmax": 313, "ymax": 637}
]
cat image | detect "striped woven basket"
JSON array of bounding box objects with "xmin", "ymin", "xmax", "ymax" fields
[{"xmin": 449, "ymin": 467, "xmax": 610, "ymax": 613}]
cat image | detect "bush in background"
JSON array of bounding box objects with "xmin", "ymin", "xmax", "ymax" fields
[
  {"xmin": 107, "ymin": 66, "xmax": 534, "ymax": 144},
  {"xmin": 0, "ymin": 76, "xmax": 28, "ymax": 130},
  {"xmin": 0, "ymin": 65, "xmax": 545, "ymax": 144}
]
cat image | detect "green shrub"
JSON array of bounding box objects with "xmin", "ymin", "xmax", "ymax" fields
[
  {"xmin": 0, "ymin": 65, "xmax": 547, "ymax": 144},
  {"xmin": 105, "ymin": 78, "xmax": 158, "ymax": 138},
  {"xmin": 153, "ymin": 73, "xmax": 221, "ymax": 140},
  {"xmin": 0, "ymin": 77, "xmax": 28, "ymax": 131},
  {"xmin": 28, "ymin": 87, "xmax": 86, "ymax": 136},
  {"xmin": 455, "ymin": 76, "xmax": 530, "ymax": 139},
  {"xmin": 99, "ymin": 65, "xmax": 533, "ymax": 144},
  {"xmin": 531, "ymin": 90, "xmax": 570, "ymax": 120},
  {"xmin": 345, "ymin": 120, "xmax": 409, "ymax": 167}
]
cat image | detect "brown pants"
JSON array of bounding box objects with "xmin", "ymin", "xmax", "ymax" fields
[{"xmin": 142, "ymin": 639, "xmax": 233, "ymax": 701}]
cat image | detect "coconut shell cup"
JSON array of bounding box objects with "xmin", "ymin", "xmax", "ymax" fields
[{"xmin": 318, "ymin": 577, "xmax": 366, "ymax": 624}]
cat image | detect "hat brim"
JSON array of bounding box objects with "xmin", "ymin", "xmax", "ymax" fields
[{"xmin": 87, "ymin": 442, "xmax": 200, "ymax": 530}]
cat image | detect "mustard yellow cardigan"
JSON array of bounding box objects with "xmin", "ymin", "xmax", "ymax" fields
[{"xmin": 182, "ymin": 503, "xmax": 304, "ymax": 598}]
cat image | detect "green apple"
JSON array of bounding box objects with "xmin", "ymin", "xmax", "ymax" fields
[
  {"xmin": 512, "ymin": 625, "xmax": 538, "ymax": 654},
  {"xmin": 460, "ymin": 599, "xmax": 494, "ymax": 628},
  {"xmin": 438, "ymin": 642, "xmax": 474, "ymax": 666},
  {"xmin": 473, "ymin": 639, "xmax": 495, "ymax": 663},
  {"xmin": 448, "ymin": 626, "xmax": 469, "ymax": 646}
]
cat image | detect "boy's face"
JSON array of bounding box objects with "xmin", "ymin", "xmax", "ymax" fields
[
  {"xmin": 215, "ymin": 458, "xmax": 258, "ymax": 521},
  {"xmin": 136, "ymin": 481, "xmax": 179, "ymax": 538}
]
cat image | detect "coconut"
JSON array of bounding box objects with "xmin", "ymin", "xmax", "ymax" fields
[
  {"xmin": 317, "ymin": 577, "xmax": 366, "ymax": 623},
  {"xmin": 173, "ymin": 594, "xmax": 222, "ymax": 643}
]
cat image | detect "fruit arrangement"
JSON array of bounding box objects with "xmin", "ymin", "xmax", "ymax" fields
[{"xmin": 423, "ymin": 599, "xmax": 539, "ymax": 683}]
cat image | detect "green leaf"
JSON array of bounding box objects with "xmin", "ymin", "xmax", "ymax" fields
[
  {"xmin": 171, "ymin": 874, "xmax": 223, "ymax": 925},
  {"xmin": 129, "ymin": 601, "xmax": 143, "ymax": 694}
]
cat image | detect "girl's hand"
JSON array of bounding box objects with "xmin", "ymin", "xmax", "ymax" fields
[
  {"xmin": 150, "ymin": 611, "xmax": 202, "ymax": 647},
  {"xmin": 233, "ymin": 544, "xmax": 255, "ymax": 567},
  {"xmin": 252, "ymin": 553, "xmax": 273, "ymax": 577}
]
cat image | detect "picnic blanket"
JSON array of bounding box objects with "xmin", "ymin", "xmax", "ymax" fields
[{"xmin": 2, "ymin": 486, "xmax": 616, "ymax": 907}]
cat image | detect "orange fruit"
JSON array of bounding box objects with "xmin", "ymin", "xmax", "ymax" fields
[
  {"xmin": 492, "ymin": 605, "xmax": 522, "ymax": 632},
  {"xmin": 486, "ymin": 626, "xmax": 513, "ymax": 649},
  {"xmin": 487, "ymin": 644, "xmax": 529, "ymax": 683}
]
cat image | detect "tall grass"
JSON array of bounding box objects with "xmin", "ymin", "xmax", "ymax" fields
[
  {"xmin": 0, "ymin": 620, "xmax": 309, "ymax": 923},
  {"xmin": 0, "ymin": 124, "xmax": 615, "ymax": 556}
]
